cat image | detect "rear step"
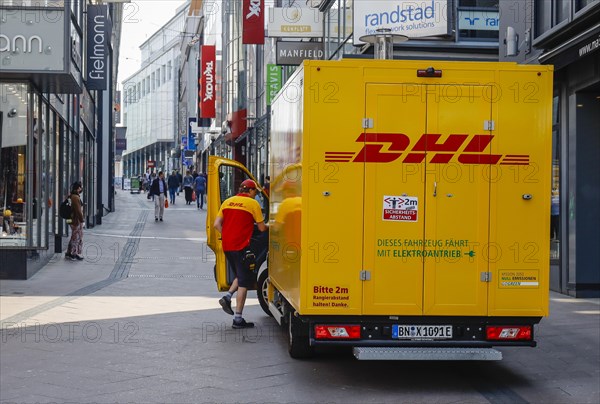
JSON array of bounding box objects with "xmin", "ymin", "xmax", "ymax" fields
[{"xmin": 353, "ymin": 347, "xmax": 502, "ymax": 361}]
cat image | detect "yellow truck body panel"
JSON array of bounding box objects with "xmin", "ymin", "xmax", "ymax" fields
[{"xmin": 268, "ymin": 59, "xmax": 553, "ymax": 318}]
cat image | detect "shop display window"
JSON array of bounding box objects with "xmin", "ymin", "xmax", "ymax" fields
[
  {"xmin": 1, "ymin": 83, "xmax": 58, "ymax": 248},
  {"xmin": 550, "ymin": 94, "xmax": 561, "ymax": 261},
  {"xmin": 1, "ymin": 83, "xmax": 29, "ymax": 246}
]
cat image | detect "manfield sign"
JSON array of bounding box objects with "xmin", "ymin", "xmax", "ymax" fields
[{"xmin": 276, "ymin": 41, "xmax": 324, "ymax": 65}]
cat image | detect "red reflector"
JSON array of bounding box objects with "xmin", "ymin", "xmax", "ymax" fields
[
  {"xmin": 314, "ymin": 325, "xmax": 361, "ymax": 339},
  {"xmin": 486, "ymin": 326, "xmax": 532, "ymax": 340},
  {"xmin": 417, "ymin": 68, "xmax": 442, "ymax": 77}
]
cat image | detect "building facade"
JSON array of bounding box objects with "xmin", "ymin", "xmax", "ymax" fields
[
  {"xmin": 0, "ymin": 1, "xmax": 122, "ymax": 279},
  {"xmin": 498, "ymin": 0, "xmax": 599, "ymax": 297},
  {"xmin": 121, "ymin": 3, "xmax": 187, "ymax": 179}
]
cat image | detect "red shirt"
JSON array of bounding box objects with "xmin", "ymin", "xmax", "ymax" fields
[{"xmin": 217, "ymin": 193, "xmax": 264, "ymax": 251}]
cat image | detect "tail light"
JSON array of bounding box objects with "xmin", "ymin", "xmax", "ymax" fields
[
  {"xmin": 486, "ymin": 325, "xmax": 532, "ymax": 341},
  {"xmin": 315, "ymin": 325, "xmax": 361, "ymax": 339}
]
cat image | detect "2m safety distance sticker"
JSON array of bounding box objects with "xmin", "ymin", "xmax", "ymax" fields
[{"xmin": 382, "ymin": 195, "xmax": 418, "ymax": 222}]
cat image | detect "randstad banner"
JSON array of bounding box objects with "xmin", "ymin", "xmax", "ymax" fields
[{"xmin": 353, "ymin": 0, "xmax": 449, "ymax": 42}]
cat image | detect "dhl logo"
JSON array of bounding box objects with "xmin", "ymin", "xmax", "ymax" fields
[{"xmin": 325, "ymin": 134, "xmax": 529, "ymax": 165}]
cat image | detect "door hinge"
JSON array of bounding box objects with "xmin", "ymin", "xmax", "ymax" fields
[
  {"xmin": 362, "ymin": 118, "xmax": 373, "ymax": 129},
  {"xmin": 360, "ymin": 270, "xmax": 371, "ymax": 281},
  {"xmin": 484, "ymin": 120, "xmax": 495, "ymax": 131},
  {"xmin": 480, "ymin": 272, "xmax": 492, "ymax": 282}
]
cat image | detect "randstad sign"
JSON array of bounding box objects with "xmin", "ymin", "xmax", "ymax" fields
[{"xmin": 354, "ymin": 0, "xmax": 448, "ymax": 42}]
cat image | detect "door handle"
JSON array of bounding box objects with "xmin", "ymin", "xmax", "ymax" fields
[{"xmin": 433, "ymin": 181, "xmax": 437, "ymax": 197}]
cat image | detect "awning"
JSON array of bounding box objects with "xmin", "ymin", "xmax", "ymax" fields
[{"xmin": 538, "ymin": 23, "xmax": 600, "ymax": 69}]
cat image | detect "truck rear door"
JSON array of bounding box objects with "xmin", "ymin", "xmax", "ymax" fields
[
  {"xmin": 422, "ymin": 85, "xmax": 491, "ymax": 315},
  {"xmin": 361, "ymin": 84, "xmax": 427, "ymax": 315},
  {"xmin": 362, "ymin": 84, "xmax": 492, "ymax": 316}
]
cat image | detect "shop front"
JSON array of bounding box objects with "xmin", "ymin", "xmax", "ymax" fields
[
  {"xmin": 0, "ymin": 3, "xmax": 86, "ymax": 278},
  {"xmin": 537, "ymin": 23, "xmax": 600, "ymax": 298}
]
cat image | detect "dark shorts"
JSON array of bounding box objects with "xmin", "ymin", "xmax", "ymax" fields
[{"xmin": 224, "ymin": 249, "xmax": 254, "ymax": 289}]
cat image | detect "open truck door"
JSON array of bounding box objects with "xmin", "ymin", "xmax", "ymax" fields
[{"xmin": 206, "ymin": 156, "xmax": 270, "ymax": 311}]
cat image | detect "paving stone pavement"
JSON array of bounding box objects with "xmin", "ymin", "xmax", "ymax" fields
[{"xmin": 0, "ymin": 190, "xmax": 599, "ymax": 404}]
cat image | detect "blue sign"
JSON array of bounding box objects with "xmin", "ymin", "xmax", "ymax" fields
[{"xmin": 188, "ymin": 117, "xmax": 197, "ymax": 151}]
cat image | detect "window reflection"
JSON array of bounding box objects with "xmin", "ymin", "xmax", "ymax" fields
[{"xmin": 550, "ymin": 95, "xmax": 560, "ymax": 260}]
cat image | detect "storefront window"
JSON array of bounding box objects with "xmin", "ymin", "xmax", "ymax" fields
[
  {"xmin": 327, "ymin": 1, "xmax": 341, "ymax": 57},
  {"xmin": 555, "ymin": 0, "xmax": 571, "ymax": 24},
  {"xmin": 535, "ymin": 0, "xmax": 552, "ymax": 37},
  {"xmin": 325, "ymin": 0, "xmax": 354, "ymax": 60},
  {"xmin": 551, "ymin": 95, "xmax": 560, "ymax": 260},
  {"xmin": 31, "ymin": 92, "xmax": 44, "ymax": 248},
  {"xmin": 1, "ymin": 83, "xmax": 29, "ymax": 246},
  {"xmin": 577, "ymin": 0, "xmax": 596, "ymax": 12},
  {"xmin": 457, "ymin": 0, "xmax": 499, "ymax": 41},
  {"xmin": 48, "ymin": 110, "xmax": 57, "ymax": 241}
]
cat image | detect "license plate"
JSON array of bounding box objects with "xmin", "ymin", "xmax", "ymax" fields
[{"xmin": 392, "ymin": 325, "xmax": 453, "ymax": 339}]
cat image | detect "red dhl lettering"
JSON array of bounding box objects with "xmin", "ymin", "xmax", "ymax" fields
[
  {"xmin": 228, "ymin": 202, "xmax": 245, "ymax": 207},
  {"xmin": 324, "ymin": 133, "xmax": 530, "ymax": 165}
]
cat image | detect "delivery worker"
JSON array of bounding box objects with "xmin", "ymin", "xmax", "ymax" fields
[{"xmin": 214, "ymin": 179, "xmax": 267, "ymax": 329}]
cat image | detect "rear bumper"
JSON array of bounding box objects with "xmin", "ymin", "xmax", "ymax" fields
[
  {"xmin": 353, "ymin": 347, "xmax": 503, "ymax": 361},
  {"xmin": 302, "ymin": 315, "xmax": 541, "ymax": 348},
  {"xmin": 313, "ymin": 339, "xmax": 536, "ymax": 348}
]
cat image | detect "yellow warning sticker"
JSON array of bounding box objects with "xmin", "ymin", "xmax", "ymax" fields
[{"xmin": 499, "ymin": 270, "xmax": 539, "ymax": 288}]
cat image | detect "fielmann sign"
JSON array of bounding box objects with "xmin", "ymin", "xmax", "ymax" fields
[{"xmin": 86, "ymin": 5, "xmax": 111, "ymax": 90}]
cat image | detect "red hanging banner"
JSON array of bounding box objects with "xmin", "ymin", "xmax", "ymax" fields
[
  {"xmin": 199, "ymin": 45, "xmax": 216, "ymax": 118},
  {"xmin": 242, "ymin": 0, "xmax": 264, "ymax": 45}
]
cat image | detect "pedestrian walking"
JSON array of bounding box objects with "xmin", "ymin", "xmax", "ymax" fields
[
  {"xmin": 65, "ymin": 181, "xmax": 85, "ymax": 261},
  {"xmin": 167, "ymin": 170, "xmax": 180, "ymax": 205},
  {"xmin": 262, "ymin": 175, "xmax": 270, "ymax": 197},
  {"xmin": 214, "ymin": 179, "xmax": 268, "ymax": 329},
  {"xmin": 149, "ymin": 171, "xmax": 168, "ymax": 222},
  {"xmin": 148, "ymin": 172, "xmax": 157, "ymax": 201},
  {"xmin": 182, "ymin": 170, "xmax": 194, "ymax": 205},
  {"xmin": 194, "ymin": 173, "xmax": 206, "ymax": 209},
  {"xmin": 176, "ymin": 170, "xmax": 183, "ymax": 195}
]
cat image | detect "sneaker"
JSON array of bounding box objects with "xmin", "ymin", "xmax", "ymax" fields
[
  {"xmin": 159, "ymin": 217, "xmax": 163, "ymax": 222},
  {"xmin": 219, "ymin": 296, "xmax": 234, "ymax": 315},
  {"xmin": 155, "ymin": 217, "xmax": 158, "ymax": 221},
  {"xmin": 232, "ymin": 318, "xmax": 255, "ymax": 329},
  {"xmin": 74, "ymin": 255, "xmax": 84, "ymax": 261},
  {"xmin": 65, "ymin": 253, "xmax": 75, "ymax": 261}
]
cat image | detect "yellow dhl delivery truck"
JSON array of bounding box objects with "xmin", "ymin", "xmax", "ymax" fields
[{"xmin": 207, "ymin": 59, "xmax": 553, "ymax": 360}]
